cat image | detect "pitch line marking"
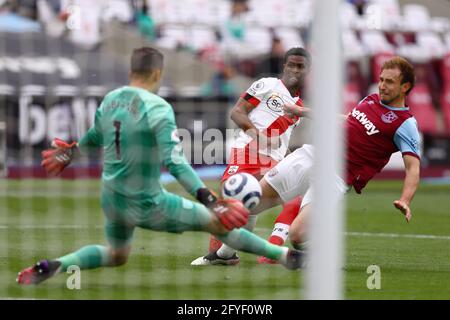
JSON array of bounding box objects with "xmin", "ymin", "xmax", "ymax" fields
[
  {"xmin": 1, "ymin": 225, "xmax": 450, "ymax": 241},
  {"xmin": 0, "ymin": 297, "xmax": 45, "ymax": 300}
]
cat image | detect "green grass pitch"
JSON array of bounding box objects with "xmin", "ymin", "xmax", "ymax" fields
[{"xmin": 1, "ymin": 179, "xmax": 450, "ymax": 299}]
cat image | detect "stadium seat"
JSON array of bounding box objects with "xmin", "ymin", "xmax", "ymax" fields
[
  {"xmin": 344, "ymin": 82, "xmax": 362, "ymax": 113},
  {"xmin": 101, "ymin": 0, "xmax": 133, "ymax": 23},
  {"xmin": 245, "ymin": 0, "xmax": 274, "ymax": 27},
  {"xmin": 445, "ymin": 32, "xmax": 450, "ymax": 52},
  {"xmin": 340, "ymin": 2, "xmax": 358, "ymax": 30},
  {"xmin": 246, "ymin": 0, "xmax": 299, "ymax": 28},
  {"xmin": 440, "ymin": 86, "xmax": 450, "ymax": 133},
  {"xmin": 402, "ymin": 4, "xmax": 430, "ymax": 32},
  {"xmin": 151, "ymin": 0, "xmax": 217, "ymax": 26},
  {"xmin": 407, "ymin": 83, "xmax": 439, "ymax": 134},
  {"xmin": 208, "ymin": 0, "xmax": 231, "ymax": 27},
  {"xmin": 442, "ymin": 53, "xmax": 450, "ymax": 86},
  {"xmin": 367, "ymin": 0, "xmax": 400, "ymax": 8},
  {"xmin": 149, "ymin": 0, "xmax": 174, "ymax": 25},
  {"xmin": 416, "ymin": 31, "xmax": 447, "ymax": 60},
  {"xmin": 156, "ymin": 25, "xmax": 189, "ymax": 49},
  {"xmin": 295, "ymin": 0, "xmax": 314, "ymax": 29},
  {"xmin": 370, "ymin": 52, "xmax": 395, "ymax": 83},
  {"xmin": 246, "ymin": 0, "xmax": 307, "ymax": 28},
  {"xmin": 66, "ymin": 2, "xmax": 102, "ymax": 50},
  {"xmin": 278, "ymin": 0, "xmax": 302, "ymax": 27},
  {"xmin": 169, "ymin": 0, "xmax": 197, "ymax": 25},
  {"xmin": 360, "ymin": 30, "xmax": 395, "ymax": 56},
  {"xmin": 430, "ymin": 17, "xmax": 450, "ymax": 34},
  {"xmin": 189, "ymin": 26, "xmax": 218, "ymax": 52},
  {"xmin": 363, "ymin": 0, "xmax": 401, "ymax": 31},
  {"xmin": 243, "ymin": 27, "xmax": 272, "ymax": 56},
  {"xmin": 342, "ymin": 29, "xmax": 367, "ymax": 61},
  {"xmin": 396, "ymin": 43, "xmax": 432, "ymax": 64},
  {"xmin": 182, "ymin": 0, "xmax": 232, "ymax": 26},
  {"xmin": 274, "ymin": 27, "xmax": 304, "ymax": 49},
  {"xmin": 367, "ymin": 83, "xmax": 379, "ymax": 96}
]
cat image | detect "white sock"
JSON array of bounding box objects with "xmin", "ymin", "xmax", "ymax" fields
[
  {"xmin": 270, "ymin": 223, "xmax": 290, "ymax": 242},
  {"xmin": 216, "ymin": 215, "xmax": 258, "ymax": 259},
  {"xmin": 278, "ymin": 247, "xmax": 289, "ymax": 266}
]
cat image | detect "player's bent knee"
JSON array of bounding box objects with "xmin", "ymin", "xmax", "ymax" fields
[
  {"xmin": 253, "ymin": 178, "xmax": 282, "ymax": 214},
  {"xmin": 289, "ymin": 216, "xmax": 306, "ymax": 244},
  {"xmin": 259, "ymin": 178, "xmax": 280, "ymax": 200},
  {"xmin": 108, "ymin": 247, "xmax": 131, "ymax": 266},
  {"xmin": 289, "ymin": 230, "xmax": 302, "ymax": 245},
  {"xmin": 206, "ymin": 218, "xmax": 229, "ymax": 236},
  {"xmin": 110, "ymin": 253, "xmax": 129, "ymax": 266}
]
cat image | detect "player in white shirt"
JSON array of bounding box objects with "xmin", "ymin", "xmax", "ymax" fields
[{"xmin": 191, "ymin": 47, "xmax": 311, "ymax": 266}]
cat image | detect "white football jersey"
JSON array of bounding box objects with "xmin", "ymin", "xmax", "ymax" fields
[{"xmin": 232, "ymin": 77, "xmax": 303, "ymax": 161}]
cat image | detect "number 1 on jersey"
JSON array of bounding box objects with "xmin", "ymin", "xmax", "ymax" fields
[{"xmin": 113, "ymin": 121, "xmax": 121, "ymax": 160}]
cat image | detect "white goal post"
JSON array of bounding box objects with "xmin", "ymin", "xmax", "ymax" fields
[{"xmin": 307, "ymin": 0, "xmax": 345, "ymax": 300}]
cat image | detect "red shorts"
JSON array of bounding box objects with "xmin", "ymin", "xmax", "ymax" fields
[{"xmin": 221, "ymin": 148, "xmax": 278, "ymax": 182}]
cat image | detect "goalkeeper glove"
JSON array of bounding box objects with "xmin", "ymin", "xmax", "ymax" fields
[
  {"xmin": 196, "ymin": 188, "xmax": 249, "ymax": 230},
  {"xmin": 210, "ymin": 198, "xmax": 249, "ymax": 231},
  {"xmin": 41, "ymin": 138, "xmax": 78, "ymax": 176}
]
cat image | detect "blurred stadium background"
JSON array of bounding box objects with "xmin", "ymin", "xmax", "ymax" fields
[{"xmin": 1, "ymin": 0, "xmax": 450, "ymax": 300}]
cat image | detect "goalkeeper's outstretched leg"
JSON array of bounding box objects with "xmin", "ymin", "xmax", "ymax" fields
[
  {"xmin": 17, "ymin": 190, "xmax": 305, "ymax": 286},
  {"xmin": 17, "ymin": 245, "xmax": 131, "ymax": 285}
]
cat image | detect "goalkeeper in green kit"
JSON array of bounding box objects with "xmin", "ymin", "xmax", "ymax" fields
[{"xmin": 17, "ymin": 47, "xmax": 304, "ymax": 285}]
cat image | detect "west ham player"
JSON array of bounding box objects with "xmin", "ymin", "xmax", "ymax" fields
[
  {"xmin": 260, "ymin": 56, "xmax": 420, "ymax": 247},
  {"xmin": 191, "ymin": 47, "xmax": 311, "ymax": 266},
  {"xmin": 16, "ymin": 47, "xmax": 305, "ymax": 285}
]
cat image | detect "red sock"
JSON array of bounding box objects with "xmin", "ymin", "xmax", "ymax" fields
[
  {"xmin": 209, "ymin": 235, "xmax": 222, "ymax": 252},
  {"xmin": 267, "ymin": 196, "xmax": 302, "ymax": 245}
]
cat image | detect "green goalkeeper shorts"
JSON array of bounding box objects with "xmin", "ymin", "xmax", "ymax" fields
[{"xmin": 101, "ymin": 187, "xmax": 212, "ymax": 248}]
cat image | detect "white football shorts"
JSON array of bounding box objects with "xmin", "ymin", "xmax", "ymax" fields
[
  {"xmin": 264, "ymin": 144, "xmax": 314, "ymax": 204},
  {"xmin": 264, "ymin": 144, "xmax": 349, "ymax": 209}
]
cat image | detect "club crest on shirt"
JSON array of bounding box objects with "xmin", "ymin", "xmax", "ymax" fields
[
  {"xmin": 381, "ymin": 111, "xmax": 398, "ymax": 123},
  {"xmin": 266, "ymin": 93, "xmax": 284, "ymax": 113},
  {"xmin": 228, "ymin": 165, "xmax": 239, "ymax": 175},
  {"xmin": 268, "ymin": 168, "xmax": 278, "ymax": 178}
]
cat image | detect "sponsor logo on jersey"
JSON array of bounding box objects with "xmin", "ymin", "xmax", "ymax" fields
[
  {"xmin": 266, "ymin": 93, "xmax": 284, "ymax": 113},
  {"xmin": 351, "ymin": 108, "xmax": 380, "ymax": 136},
  {"xmin": 381, "ymin": 111, "xmax": 398, "ymax": 123},
  {"xmin": 228, "ymin": 165, "xmax": 239, "ymax": 174}
]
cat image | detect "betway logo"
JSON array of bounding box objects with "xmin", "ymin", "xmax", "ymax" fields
[{"xmin": 351, "ymin": 108, "xmax": 380, "ymax": 136}]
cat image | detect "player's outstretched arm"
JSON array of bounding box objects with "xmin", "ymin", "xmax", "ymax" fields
[
  {"xmin": 283, "ymin": 103, "xmax": 312, "ymax": 119},
  {"xmin": 283, "ymin": 104, "xmax": 348, "ymax": 122},
  {"xmin": 42, "ymin": 107, "xmax": 104, "ymax": 176},
  {"xmin": 394, "ymin": 154, "xmax": 420, "ymax": 223}
]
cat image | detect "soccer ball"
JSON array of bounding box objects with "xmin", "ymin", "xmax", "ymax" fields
[{"xmin": 222, "ymin": 173, "xmax": 262, "ymax": 210}]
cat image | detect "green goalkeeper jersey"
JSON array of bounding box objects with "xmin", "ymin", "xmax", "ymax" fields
[{"xmin": 78, "ymin": 86, "xmax": 205, "ymax": 200}]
